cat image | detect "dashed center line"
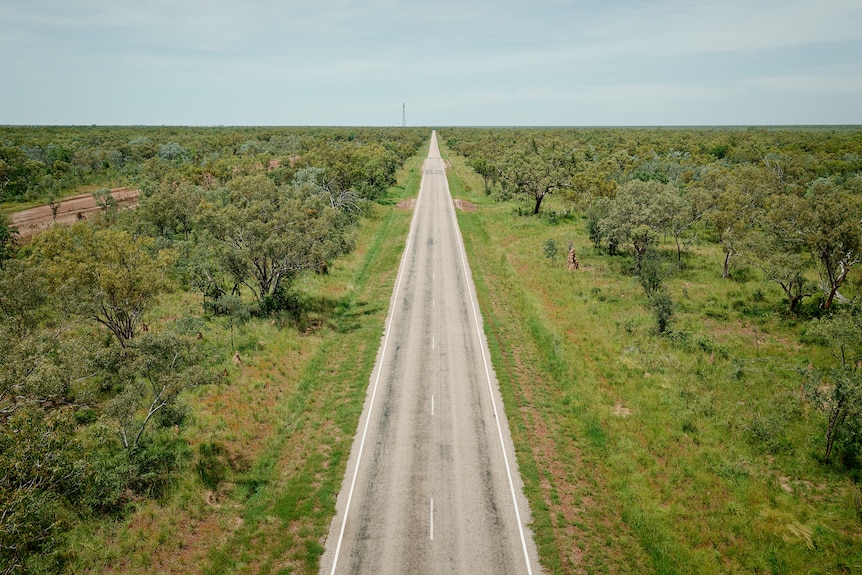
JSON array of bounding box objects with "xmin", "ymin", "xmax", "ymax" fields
[{"xmin": 430, "ymin": 499, "xmax": 434, "ymax": 541}]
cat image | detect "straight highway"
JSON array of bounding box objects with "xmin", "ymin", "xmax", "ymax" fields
[{"xmin": 319, "ymin": 131, "xmax": 543, "ymax": 575}]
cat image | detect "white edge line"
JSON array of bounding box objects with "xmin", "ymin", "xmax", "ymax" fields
[
  {"xmin": 328, "ymin": 134, "xmax": 433, "ymax": 575},
  {"xmin": 441, "ymin": 138, "xmax": 535, "ymax": 575}
]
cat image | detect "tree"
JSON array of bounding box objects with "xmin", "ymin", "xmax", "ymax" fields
[
  {"xmin": 102, "ymin": 332, "xmax": 212, "ymax": 450},
  {"xmin": 202, "ymin": 173, "xmax": 353, "ymax": 305},
  {"xmin": 696, "ymin": 164, "xmax": 774, "ymax": 279},
  {"xmin": 28, "ymin": 224, "xmax": 173, "ymax": 347},
  {"xmin": 0, "ymin": 212, "xmax": 16, "ymax": 268},
  {"xmin": 46, "ymin": 193, "xmax": 60, "ymax": 222},
  {"xmin": 599, "ymin": 180, "xmax": 664, "ymax": 271},
  {"xmin": 742, "ymin": 196, "xmax": 815, "ymax": 313},
  {"xmin": 0, "ymin": 259, "xmax": 82, "ymax": 419},
  {"xmin": 501, "ymin": 143, "xmax": 573, "ymax": 214},
  {"xmin": 801, "ymin": 180, "xmax": 862, "ymax": 309},
  {"xmin": 654, "ymin": 186, "xmax": 698, "ymax": 268},
  {"xmin": 803, "ymin": 306, "xmax": 862, "ymax": 463},
  {"xmin": 91, "ymin": 188, "xmax": 117, "ymax": 215},
  {"xmin": 138, "ymin": 180, "xmax": 201, "ymax": 240},
  {"xmin": 468, "ymin": 157, "xmax": 498, "ymax": 194},
  {"xmin": 565, "ymin": 161, "xmax": 617, "ymax": 210}
]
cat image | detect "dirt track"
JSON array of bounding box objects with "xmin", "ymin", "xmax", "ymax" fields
[{"xmin": 10, "ymin": 187, "xmax": 140, "ymax": 240}]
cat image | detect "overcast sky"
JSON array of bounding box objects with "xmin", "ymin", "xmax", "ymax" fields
[{"xmin": 2, "ymin": 0, "xmax": 861, "ymax": 126}]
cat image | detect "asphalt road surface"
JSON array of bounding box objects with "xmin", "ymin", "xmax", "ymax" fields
[{"xmin": 319, "ymin": 132, "xmax": 543, "ymax": 575}]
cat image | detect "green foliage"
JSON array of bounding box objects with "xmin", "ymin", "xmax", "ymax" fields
[
  {"xmin": 650, "ymin": 290, "xmax": 675, "ymax": 334},
  {"xmin": 0, "ymin": 126, "xmax": 427, "ymax": 574},
  {"xmin": 639, "ymin": 249, "xmax": 672, "ymax": 298},
  {"xmin": 500, "ymin": 140, "xmax": 575, "ymax": 214},
  {"xmin": 803, "ymin": 305, "xmax": 862, "ymax": 463},
  {"xmin": 587, "ymin": 205, "xmax": 604, "ymax": 249},
  {"xmin": 468, "ymin": 156, "xmax": 498, "ymax": 194},
  {"xmin": 439, "ymin": 131, "xmax": 862, "ymax": 573},
  {"xmin": 0, "ymin": 407, "xmax": 80, "ymax": 571},
  {"xmin": 201, "ymin": 173, "xmax": 354, "ymax": 304},
  {"xmin": 100, "ymin": 332, "xmax": 215, "ymax": 449},
  {"xmin": 28, "ymin": 223, "xmax": 174, "ymax": 347},
  {"xmin": 0, "ymin": 212, "xmax": 17, "ymax": 267},
  {"xmin": 542, "ymin": 238, "xmax": 558, "ymax": 261},
  {"xmin": 196, "ymin": 441, "xmax": 229, "ymax": 490},
  {"xmin": 802, "ymin": 365, "xmax": 862, "ymax": 464}
]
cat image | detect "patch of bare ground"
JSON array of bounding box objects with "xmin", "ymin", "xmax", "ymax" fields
[
  {"xmin": 453, "ymin": 198, "xmax": 476, "ymax": 211},
  {"xmin": 613, "ymin": 403, "xmax": 632, "ymax": 417},
  {"xmin": 10, "ymin": 187, "xmax": 140, "ymax": 240},
  {"xmin": 396, "ymin": 198, "xmax": 416, "ymax": 210}
]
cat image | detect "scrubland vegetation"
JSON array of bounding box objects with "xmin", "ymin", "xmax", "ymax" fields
[
  {"xmin": 0, "ymin": 126, "xmax": 425, "ymax": 574},
  {"xmin": 440, "ymin": 127, "xmax": 862, "ymax": 574},
  {"xmin": 3, "ymin": 124, "xmax": 862, "ymax": 574}
]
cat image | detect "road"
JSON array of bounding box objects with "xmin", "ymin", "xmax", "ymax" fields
[{"xmin": 319, "ymin": 132, "xmax": 543, "ymax": 575}]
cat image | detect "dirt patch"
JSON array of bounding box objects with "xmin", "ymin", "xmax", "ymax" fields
[
  {"xmin": 613, "ymin": 403, "xmax": 632, "ymax": 417},
  {"xmin": 453, "ymin": 199, "xmax": 476, "ymax": 211},
  {"xmin": 10, "ymin": 187, "xmax": 140, "ymax": 241},
  {"xmin": 396, "ymin": 198, "xmax": 416, "ymax": 210}
]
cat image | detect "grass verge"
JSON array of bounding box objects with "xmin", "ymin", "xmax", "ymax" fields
[{"xmin": 441, "ymin": 142, "xmax": 862, "ymax": 574}]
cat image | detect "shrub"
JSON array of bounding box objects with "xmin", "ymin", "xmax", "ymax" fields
[
  {"xmin": 196, "ymin": 441, "xmax": 229, "ymax": 490},
  {"xmin": 543, "ymin": 239, "xmax": 558, "ymax": 261},
  {"xmin": 650, "ymin": 290, "xmax": 674, "ymax": 334}
]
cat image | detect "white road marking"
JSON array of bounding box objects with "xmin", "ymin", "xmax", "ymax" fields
[
  {"xmin": 442, "ymin": 150, "xmax": 535, "ymax": 575},
  {"xmin": 432, "ymin": 337, "xmax": 435, "ymax": 350},
  {"xmin": 430, "ymin": 499, "xmax": 434, "ymax": 541},
  {"xmin": 327, "ymin": 138, "xmax": 433, "ymax": 575}
]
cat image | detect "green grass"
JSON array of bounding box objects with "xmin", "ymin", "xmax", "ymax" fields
[
  {"xmin": 64, "ymin": 150, "xmax": 425, "ymax": 574},
  {"xmin": 442, "ymin": 143, "xmax": 862, "ymax": 574}
]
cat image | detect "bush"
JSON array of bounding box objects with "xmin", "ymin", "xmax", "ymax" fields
[
  {"xmin": 650, "ymin": 290, "xmax": 674, "ymax": 334},
  {"xmin": 196, "ymin": 441, "xmax": 229, "ymax": 490},
  {"xmin": 745, "ymin": 412, "xmax": 794, "ymax": 455},
  {"xmin": 259, "ymin": 286, "xmax": 303, "ymax": 320},
  {"xmin": 639, "ymin": 250, "xmax": 671, "ymax": 298},
  {"xmin": 543, "ymin": 239, "xmax": 558, "ymax": 261},
  {"xmin": 587, "ymin": 208, "xmax": 603, "ymax": 249}
]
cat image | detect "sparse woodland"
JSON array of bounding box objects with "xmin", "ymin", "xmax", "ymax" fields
[
  {"xmin": 442, "ymin": 126, "xmax": 862, "ymax": 573},
  {"xmin": 4, "ymin": 124, "xmax": 862, "ymax": 573},
  {"xmin": 0, "ymin": 126, "xmax": 425, "ymax": 574}
]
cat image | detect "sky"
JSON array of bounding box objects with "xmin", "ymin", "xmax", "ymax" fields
[{"xmin": 2, "ymin": 0, "xmax": 862, "ymax": 126}]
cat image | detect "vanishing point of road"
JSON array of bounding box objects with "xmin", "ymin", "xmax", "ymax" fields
[{"xmin": 319, "ymin": 132, "xmax": 543, "ymax": 575}]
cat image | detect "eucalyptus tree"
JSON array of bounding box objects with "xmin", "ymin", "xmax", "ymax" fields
[
  {"xmin": 803, "ymin": 305, "xmax": 862, "ymax": 463},
  {"xmin": 28, "ymin": 224, "xmax": 173, "ymax": 347},
  {"xmin": 599, "ymin": 179, "xmax": 693, "ymax": 271},
  {"xmin": 500, "ymin": 141, "xmax": 575, "ymax": 214},
  {"xmin": 468, "ymin": 156, "xmax": 499, "ymax": 194},
  {"xmin": 202, "ymin": 172, "xmax": 353, "ymax": 306},
  {"xmin": 801, "ymin": 179, "xmax": 862, "ymax": 310},
  {"xmin": 697, "ymin": 164, "xmax": 776, "ymax": 278}
]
